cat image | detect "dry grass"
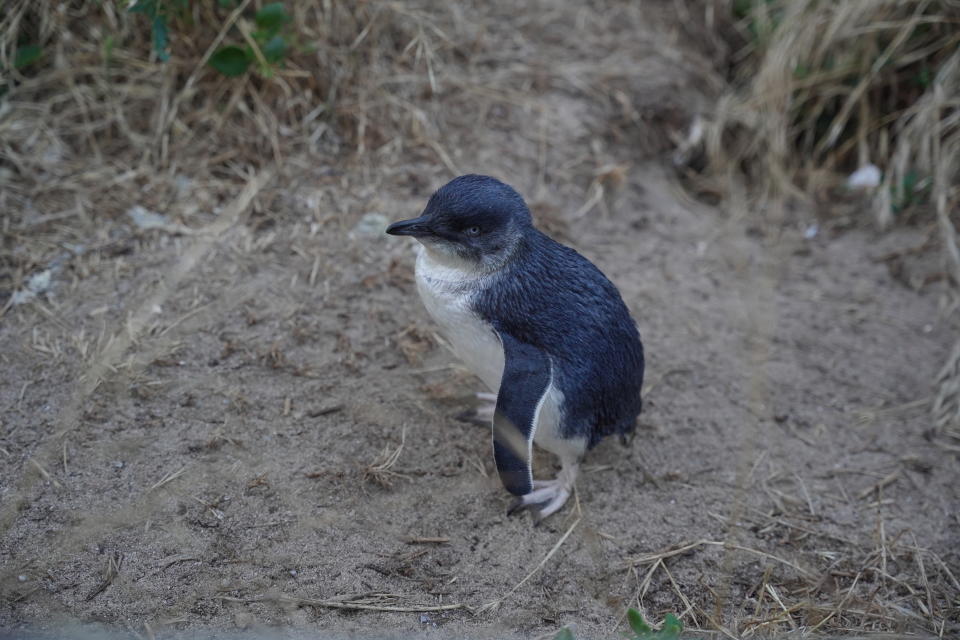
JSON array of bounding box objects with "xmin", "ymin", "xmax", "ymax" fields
[
  {"xmin": 627, "ymin": 514, "xmax": 960, "ymax": 637},
  {"xmin": 362, "ymin": 426, "xmax": 409, "ymax": 489},
  {"xmin": 693, "ymin": 0, "xmax": 960, "ymax": 220},
  {"xmin": 0, "ymin": 0, "xmax": 455, "ymax": 303},
  {"xmin": 684, "ymin": 0, "xmax": 960, "ymax": 437}
]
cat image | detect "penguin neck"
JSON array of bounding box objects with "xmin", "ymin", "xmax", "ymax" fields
[{"xmin": 416, "ymin": 235, "xmax": 523, "ymax": 283}]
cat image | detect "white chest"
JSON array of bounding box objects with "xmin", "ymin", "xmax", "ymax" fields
[
  {"xmin": 412, "ymin": 245, "xmax": 580, "ymax": 459},
  {"xmin": 414, "ymin": 247, "xmax": 505, "ymax": 392}
]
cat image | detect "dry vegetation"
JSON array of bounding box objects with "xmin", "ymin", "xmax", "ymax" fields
[
  {"xmin": 689, "ymin": 0, "xmax": 960, "ymax": 459},
  {"xmin": 697, "ymin": 0, "xmax": 960, "ymax": 220},
  {"xmin": 1, "ymin": 1, "xmax": 959, "ymax": 638}
]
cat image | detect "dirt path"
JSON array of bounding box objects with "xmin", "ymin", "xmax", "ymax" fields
[{"xmin": 2, "ymin": 2, "xmax": 958, "ymax": 638}]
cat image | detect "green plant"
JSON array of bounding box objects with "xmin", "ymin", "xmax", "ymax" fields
[
  {"xmin": 127, "ymin": 1, "xmax": 295, "ymax": 76},
  {"xmin": 208, "ymin": 2, "xmax": 294, "ymax": 77},
  {"xmin": 891, "ymin": 170, "xmax": 932, "ymax": 213},
  {"xmin": 553, "ymin": 609, "xmax": 691, "ymax": 640},
  {"xmin": 732, "ymin": 0, "xmax": 780, "ymax": 42},
  {"xmin": 627, "ymin": 610, "xmax": 683, "ymax": 640},
  {"xmin": 127, "ymin": 0, "xmax": 188, "ymax": 61},
  {"xmin": 553, "ymin": 627, "xmax": 576, "ymax": 640},
  {"xmin": 700, "ymin": 0, "xmax": 960, "ymax": 229},
  {"xmin": 13, "ymin": 44, "xmax": 42, "ymax": 68}
]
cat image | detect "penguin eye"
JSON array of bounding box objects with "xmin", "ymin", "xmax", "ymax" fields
[{"xmin": 464, "ymin": 225, "xmax": 482, "ymax": 237}]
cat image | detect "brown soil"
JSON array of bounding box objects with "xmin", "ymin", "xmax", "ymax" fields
[{"xmin": 1, "ymin": 2, "xmax": 958, "ymax": 638}]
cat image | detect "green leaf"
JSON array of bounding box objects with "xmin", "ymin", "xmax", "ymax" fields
[
  {"xmin": 103, "ymin": 35, "xmax": 116, "ymax": 63},
  {"xmin": 217, "ymin": 0, "xmax": 236, "ymax": 6},
  {"xmin": 255, "ymin": 2, "xmax": 290, "ymax": 33},
  {"xmin": 209, "ymin": 45, "xmax": 251, "ymax": 76},
  {"xmin": 262, "ymin": 34, "xmax": 287, "ymax": 63},
  {"xmin": 733, "ymin": 0, "xmax": 753, "ymax": 19},
  {"xmin": 14, "ymin": 45, "xmax": 42, "ymax": 69},
  {"xmin": 627, "ymin": 609, "xmax": 652, "ymax": 637},
  {"xmin": 553, "ymin": 628, "xmax": 575, "ymax": 640},
  {"xmin": 152, "ymin": 15, "xmax": 170, "ymax": 62},
  {"xmin": 661, "ymin": 613, "xmax": 683, "ymax": 638}
]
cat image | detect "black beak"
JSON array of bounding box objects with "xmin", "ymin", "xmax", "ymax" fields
[{"xmin": 385, "ymin": 215, "xmax": 433, "ymax": 237}]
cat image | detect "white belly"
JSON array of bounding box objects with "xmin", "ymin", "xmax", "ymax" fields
[
  {"xmin": 415, "ymin": 246, "xmax": 505, "ymax": 392},
  {"xmin": 413, "ymin": 245, "xmax": 583, "ymax": 458}
]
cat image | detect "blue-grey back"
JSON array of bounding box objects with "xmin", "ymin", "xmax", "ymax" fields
[{"xmin": 474, "ymin": 229, "xmax": 644, "ymax": 443}]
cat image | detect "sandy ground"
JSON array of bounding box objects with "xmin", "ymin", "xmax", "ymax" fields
[{"xmin": 2, "ymin": 2, "xmax": 959, "ymax": 639}]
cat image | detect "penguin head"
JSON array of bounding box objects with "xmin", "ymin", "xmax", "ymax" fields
[{"xmin": 386, "ymin": 174, "xmax": 532, "ymax": 267}]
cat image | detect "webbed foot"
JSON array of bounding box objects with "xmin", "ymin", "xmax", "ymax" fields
[
  {"xmin": 505, "ymin": 462, "xmax": 578, "ymax": 525},
  {"xmin": 456, "ymin": 391, "xmax": 497, "ymax": 426}
]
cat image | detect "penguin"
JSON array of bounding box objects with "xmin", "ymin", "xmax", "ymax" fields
[{"xmin": 386, "ymin": 175, "xmax": 644, "ymax": 522}]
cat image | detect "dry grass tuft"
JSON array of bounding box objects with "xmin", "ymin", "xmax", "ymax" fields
[
  {"xmin": 933, "ymin": 337, "xmax": 960, "ymax": 430},
  {"xmin": 362, "ymin": 427, "xmax": 409, "ymax": 489},
  {"xmin": 0, "ymin": 0, "xmax": 452, "ymax": 298},
  {"xmin": 693, "ymin": 1, "xmax": 960, "ymax": 225},
  {"xmin": 1, "ymin": 0, "xmax": 450, "ymax": 170},
  {"xmin": 627, "ymin": 512, "xmax": 960, "ymax": 637},
  {"xmin": 686, "ymin": 0, "xmax": 960, "ymax": 431}
]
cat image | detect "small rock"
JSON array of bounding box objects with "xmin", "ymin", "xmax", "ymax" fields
[
  {"xmin": 11, "ymin": 269, "xmax": 53, "ymax": 306},
  {"xmin": 174, "ymin": 174, "xmax": 193, "ymax": 198},
  {"xmin": 847, "ymin": 164, "xmax": 881, "ymax": 190},
  {"xmin": 127, "ymin": 205, "xmax": 170, "ymax": 231},
  {"xmin": 353, "ymin": 212, "xmax": 391, "ymax": 237}
]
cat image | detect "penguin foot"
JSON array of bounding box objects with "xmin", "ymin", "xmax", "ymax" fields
[
  {"xmin": 506, "ymin": 460, "xmax": 579, "ymax": 525},
  {"xmin": 455, "ymin": 392, "xmax": 497, "ymax": 426},
  {"xmin": 507, "ymin": 479, "xmax": 572, "ymax": 525},
  {"xmin": 475, "ymin": 392, "xmax": 497, "ymax": 420}
]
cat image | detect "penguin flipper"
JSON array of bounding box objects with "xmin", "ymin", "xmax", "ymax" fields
[{"xmin": 492, "ymin": 332, "xmax": 552, "ymax": 497}]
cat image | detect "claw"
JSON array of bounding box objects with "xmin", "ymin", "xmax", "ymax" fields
[
  {"xmin": 506, "ymin": 497, "xmax": 526, "ymax": 517},
  {"xmin": 459, "ymin": 391, "xmax": 497, "ymax": 426},
  {"xmin": 504, "ymin": 477, "xmax": 573, "ymax": 524},
  {"xmin": 455, "ymin": 408, "xmax": 486, "ymax": 425}
]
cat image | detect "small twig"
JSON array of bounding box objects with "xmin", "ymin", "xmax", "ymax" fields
[
  {"xmin": 661, "ymin": 561, "xmax": 699, "ymax": 628},
  {"xmin": 148, "ymin": 466, "xmax": 188, "ymax": 492},
  {"xmin": 217, "ymin": 594, "xmax": 466, "ymax": 613},
  {"xmin": 858, "ymin": 470, "xmax": 900, "ymax": 500},
  {"xmin": 28, "ymin": 458, "xmax": 62, "ymax": 489},
  {"xmin": 627, "ymin": 539, "xmax": 813, "ymax": 579},
  {"xmin": 424, "ymin": 138, "xmax": 460, "ymax": 176},
  {"xmin": 809, "ymin": 572, "xmax": 861, "ymax": 632},
  {"xmin": 764, "ymin": 584, "xmax": 797, "ymax": 630},
  {"xmin": 571, "ymin": 181, "xmax": 604, "ymax": 219},
  {"xmin": 911, "ymin": 533, "xmax": 936, "ymax": 621},
  {"xmin": 307, "ymin": 404, "xmax": 343, "ymax": 417},
  {"xmin": 924, "ymin": 549, "xmax": 960, "ymax": 594},
  {"xmin": 85, "ymin": 552, "xmax": 124, "ymax": 601},
  {"xmin": 404, "ymin": 536, "xmax": 450, "ymax": 545}
]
